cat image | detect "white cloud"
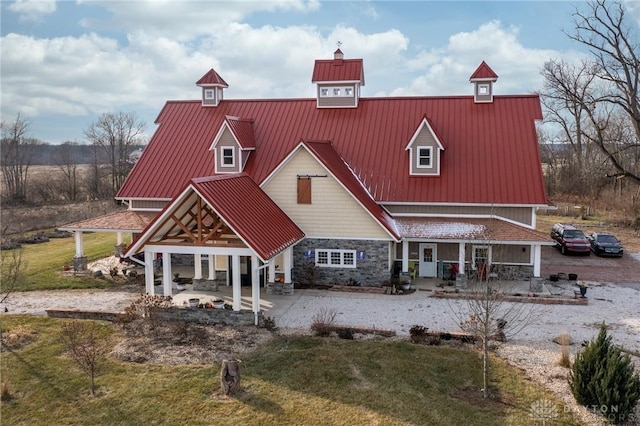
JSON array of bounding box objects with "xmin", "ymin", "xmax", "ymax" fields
[
  {"xmin": 388, "ymin": 21, "xmax": 577, "ymax": 97},
  {"xmin": 7, "ymin": 0, "xmax": 56, "ymax": 22}
]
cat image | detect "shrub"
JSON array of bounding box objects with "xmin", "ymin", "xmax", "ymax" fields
[
  {"xmin": 409, "ymin": 325, "xmax": 429, "ymax": 344},
  {"xmin": 337, "ymin": 328, "xmax": 354, "ymax": 340},
  {"xmin": 260, "ymin": 314, "xmax": 277, "ymax": 331},
  {"xmin": 310, "ymin": 308, "xmax": 337, "ymax": 337},
  {"xmin": 568, "ymin": 324, "xmax": 640, "ymax": 424},
  {"xmin": 557, "ymin": 334, "xmax": 572, "ymax": 368}
]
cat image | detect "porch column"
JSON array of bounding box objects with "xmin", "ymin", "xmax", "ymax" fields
[
  {"xmin": 533, "ymin": 244, "xmax": 542, "ymax": 277},
  {"xmin": 162, "ymin": 252, "xmax": 172, "ymax": 297},
  {"xmin": 116, "ymin": 232, "xmax": 123, "ymax": 245},
  {"xmin": 73, "ymin": 231, "xmax": 87, "ymax": 271},
  {"xmin": 144, "ymin": 251, "xmax": 155, "ymax": 295},
  {"xmin": 268, "ymin": 262, "xmax": 276, "ymax": 282},
  {"xmin": 74, "ymin": 230, "xmax": 84, "ymax": 257},
  {"xmin": 225, "ymin": 256, "xmax": 231, "ymax": 286},
  {"xmin": 251, "ymin": 255, "xmax": 260, "ymax": 325},
  {"xmin": 194, "ymin": 254, "xmax": 202, "ymax": 280},
  {"xmin": 231, "ymin": 255, "xmax": 241, "ymax": 311},
  {"xmin": 208, "ymin": 254, "xmax": 215, "ymax": 280},
  {"xmin": 402, "ymin": 240, "xmax": 409, "ymax": 272},
  {"xmin": 283, "ymin": 247, "xmax": 292, "ymax": 283},
  {"xmin": 458, "ymin": 243, "xmax": 466, "ymax": 274}
]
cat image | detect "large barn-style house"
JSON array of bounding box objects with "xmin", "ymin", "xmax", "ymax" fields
[{"xmin": 61, "ymin": 50, "xmax": 551, "ymax": 318}]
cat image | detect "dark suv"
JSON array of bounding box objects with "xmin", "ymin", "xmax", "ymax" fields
[{"xmin": 550, "ymin": 223, "xmax": 591, "ymax": 255}]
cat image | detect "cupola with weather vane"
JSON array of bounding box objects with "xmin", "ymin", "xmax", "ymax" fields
[{"xmin": 311, "ymin": 44, "xmax": 365, "ymax": 109}]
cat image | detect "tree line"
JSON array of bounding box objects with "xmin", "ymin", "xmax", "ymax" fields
[{"xmin": 1, "ymin": 112, "xmax": 146, "ymax": 205}]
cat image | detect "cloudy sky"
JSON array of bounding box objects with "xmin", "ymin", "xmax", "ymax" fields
[{"xmin": 1, "ymin": 0, "xmax": 639, "ymax": 144}]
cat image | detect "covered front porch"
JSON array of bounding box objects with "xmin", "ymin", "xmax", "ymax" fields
[{"xmin": 393, "ymin": 217, "xmax": 553, "ymax": 281}]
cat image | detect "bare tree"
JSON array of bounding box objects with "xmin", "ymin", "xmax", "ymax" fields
[
  {"xmin": 0, "ymin": 249, "xmax": 26, "ymax": 312},
  {"xmin": 84, "ymin": 112, "xmax": 145, "ymax": 196},
  {"xmin": 545, "ymin": 0, "xmax": 640, "ymax": 185},
  {"xmin": 52, "ymin": 141, "xmax": 82, "ymax": 201},
  {"xmin": 59, "ymin": 321, "xmax": 112, "ymax": 396},
  {"xmin": 1, "ymin": 113, "xmax": 36, "ymax": 203}
]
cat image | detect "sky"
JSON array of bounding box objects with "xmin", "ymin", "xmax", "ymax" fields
[{"xmin": 1, "ymin": 0, "xmax": 639, "ymax": 144}]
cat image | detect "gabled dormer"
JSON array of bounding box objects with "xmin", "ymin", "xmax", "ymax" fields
[
  {"xmin": 469, "ymin": 61, "xmax": 498, "ymax": 103},
  {"xmin": 210, "ymin": 116, "xmax": 256, "ymax": 173},
  {"xmin": 405, "ymin": 116, "xmax": 445, "ymax": 176},
  {"xmin": 311, "ymin": 49, "xmax": 365, "ymax": 109},
  {"xmin": 196, "ymin": 68, "xmax": 228, "ymax": 107}
]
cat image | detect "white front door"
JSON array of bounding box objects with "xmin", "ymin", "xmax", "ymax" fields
[{"xmin": 418, "ymin": 244, "xmax": 437, "ymax": 277}]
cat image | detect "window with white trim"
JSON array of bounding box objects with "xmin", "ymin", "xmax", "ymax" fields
[
  {"xmin": 204, "ymin": 89, "xmax": 215, "ymax": 99},
  {"xmin": 417, "ymin": 147, "xmax": 433, "ymax": 168},
  {"xmin": 478, "ymin": 84, "xmax": 489, "ymax": 95},
  {"xmin": 320, "ymin": 88, "xmax": 329, "ymax": 97},
  {"xmin": 221, "ymin": 147, "xmax": 235, "ymax": 167},
  {"xmin": 315, "ymin": 249, "xmax": 356, "ymax": 268}
]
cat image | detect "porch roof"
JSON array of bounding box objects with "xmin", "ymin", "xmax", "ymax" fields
[
  {"xmin": 394, "ymin": 217, "xmax": 553, "ymax": 244},
  {"xmin": 57, "ymin": 210, "xmax": 157, "ymax": 233}
]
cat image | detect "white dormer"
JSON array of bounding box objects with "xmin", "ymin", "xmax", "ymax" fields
[
  {"xmin": 469, "ymin": 61, "xmax": 498, "ymax": 103},
  {"xmin": 405, "ymin": 116, "xmax": 445, "ymax": 176},
  {"xmin": 196, "ymin": 68, "xmax": 229, "ymax": 107},
  {"xmin": 311, "ymin": 49, "xmax": 365, "ymax": 109},
  {"xmin": 209, "ymin": 116, "xmax": 256, "ymax": 173}
]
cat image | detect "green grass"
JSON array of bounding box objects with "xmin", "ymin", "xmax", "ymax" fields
[
  {"xmin": 1, "ymin": 316, "xmax": 580, "ymax": 426},
  {"xmin": 9, "ymin": 232, "xmax": 123, "ymax": 291}
]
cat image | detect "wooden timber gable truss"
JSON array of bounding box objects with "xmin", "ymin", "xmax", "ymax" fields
[{"xmin": 151, "ymin": 195, "xmax": 244, "ymax": 247}]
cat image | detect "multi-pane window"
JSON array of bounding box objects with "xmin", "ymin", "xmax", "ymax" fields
[
  {"xmin": 319, "ymin": 86, "xmax": 355, "ymax": 97},
  {"xmin": 417, "ymin": 147, "xmax": 432, "ymax": 167},
  {"xmin": 221, "ymin": 147, "xmax": 234, "ymax": 166},
  {"xmin": 315, "ymin": 249, "xmax": 357, "ymax": 268},
  {"xmin": 204, "ymin": 89, "xmax": 215, "ymax": 99},
  {"xmin": 473, "ymin": 245, "xmax": 491, "ymax": 267}
]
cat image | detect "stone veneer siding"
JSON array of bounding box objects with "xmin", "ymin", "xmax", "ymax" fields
[{"xmin": 293, "ymin": 238, "xmax": 390, "ymax": 287}]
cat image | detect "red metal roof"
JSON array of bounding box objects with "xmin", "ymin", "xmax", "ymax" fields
[
  {"xmin": 127, "ymin": 174, "xmax": 304, "ymax": 261},
  {"xmin": 225, "ymin": 116, "xmax": 256, "ymax": 149},
  {"xmin": 301, "ymin": 140, "xmax": 400, "ymax": 240},
  {"xmin": 196, "ymin": 68, "xmax": 229, "ymax": 87},
  {"xmin": 470, "ymin": 61, "xmax": 498, "ymax": 81},
  {"xmin": 312, "ymin": 57, "xmax": 364, "ymax": 84},
  {"xmin": 191, "ymin": 175, "xmax": 304, "ymax": 260},
  {"xmin": 118, "ymin": 94, "xmax": 547, "ymax": 206}
]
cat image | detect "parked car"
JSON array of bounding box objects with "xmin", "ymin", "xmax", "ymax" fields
[
  {"xmin": 550, "ymin": 223, "xmax": 591, "ymax": 255},
  {"xmin": 587, "ymin": 232, "xmax": 624, "ymax": 257}
]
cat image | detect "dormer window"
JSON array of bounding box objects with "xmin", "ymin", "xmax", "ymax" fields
[
  {"xmin": 312, "ymin": 50, "xmax": 364, "ymax": 109},
  {"xmin": 196, "ymin": 68, "xmax": 229, "ymax": 107},
  {"xmin": 405, "ymin": 117, "xmax": 445, "ymax": 176},
  {"xmin": 221, "ymin": 147, "xmax": 235, "ymax": 167},
  {"xmin": 344, "ymin": 87, "xmax": 353, "ymax": 96},
  {"xmin": 320, "ymin": 88, "xmax": 329, "ymax": 97},
  {"xmin": 333, "ymin": 88, "xmax": 341, "ymax": 96},
  {"xmin": 478, "ymin": 84, "xmax": 489, "ymax": 95},
  {"xmin": 204, "ymin": 89, "xmax": 215, "ymax": 99},
  {"xmin": 417, "ymin": 147, "xmax": 433, "ymax": 168},
  {"xmin": 469, "ymin": 61, "xmax": 498, "ymax": 104}
]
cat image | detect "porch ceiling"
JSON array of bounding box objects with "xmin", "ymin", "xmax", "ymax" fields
[{"xmin": 394, "ymin": 217, "xmax": 553, "ymax": 244}]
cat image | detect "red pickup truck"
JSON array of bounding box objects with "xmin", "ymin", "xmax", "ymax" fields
[{"xmin": 550, "ymin": 223, "xmax": 591, "ymax": 255}]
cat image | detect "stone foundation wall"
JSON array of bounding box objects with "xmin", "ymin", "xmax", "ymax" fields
[
  {"xmin": 266, "ymin": 281, "xmax": 294, "ymax": 295},
  {"xmin": 153, "ymin": 307, "xmax": 258, "ymax": 326},
  {"xmin": 292, "ymin": 239, "xmax": 390, "ymax": 287}
]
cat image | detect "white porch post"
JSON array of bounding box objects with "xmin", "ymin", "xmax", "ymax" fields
[
  {"xmin": 194, "ymin": 254, "xmax": 202, "ymax": 280},
  {"xmin": 402, "ymin": 240, "xmax": 409, "ymax": 272},
  {"xmin": 458, "ymin": 243, "xmax": 466, "ymax": 275},
  {"xmin": 225, "ymin": 256, "xmax": 231, "ymax": 286},
  {"xmin": 74, "ymin": 231, "xmax": 84, "ymax": 257},
  {"xmin": 162, "ymin": 252, "xmax": 172, "ymax": 297},
  {"xmin": 283, "ymin": 247, "xmax": 292, "ymax": 283},
  {"xmin": 251, "ymin": 255, "xmax": 260, "ymax": 325},
  {"xmin": 144, "ymin": 251, "xmax": 155, "ymax": 295},
  {"xmin": 208, "ymin": 254, "xmax": 215, "ymax": 280},
  {"xmin": 116, "ymin": 231, "xmax": 123, "ymax": 246},
  {"xmin": 268, "ymin": 262, "xmax": 276, "ymax": 282},
  {"xmin": 533, "ymin": 245, "xmax": 542, "ymax": 277},
  {"xmin": 232, "ymin": 255, "xmax": 241, "ymax": 311}
]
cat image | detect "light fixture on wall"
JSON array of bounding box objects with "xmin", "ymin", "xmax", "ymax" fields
[
  {"xmin": 358, "ymin": 251, "xmax": 365, "ymax": 260},
  {"xmin": 305, "ymin": 250, "xmax": 314, "ymax": 258}
]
